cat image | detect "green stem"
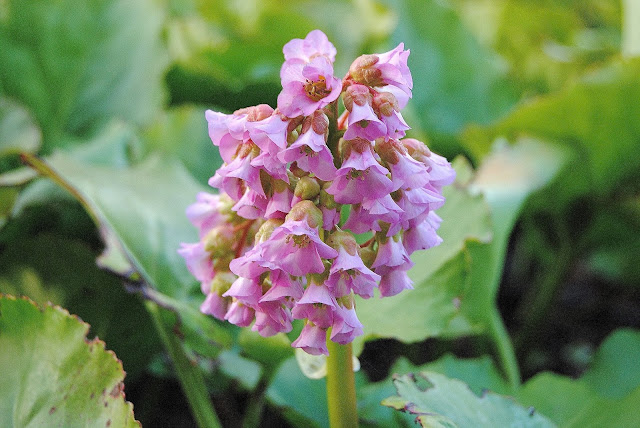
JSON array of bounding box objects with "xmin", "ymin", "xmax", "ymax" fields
[
  {"xmin": 488, "ymin": 308, "xmax": 521, "ymax": 391},
  {"xmin": 145, "ymin": 301, "xmax": 222, "ymax": 428},
  {"xmin": 514, "ymin": 220, "xmax": 572, "ymax": 353},
  {"xmin": 241, "ymin": 368, "xmax": 275, "ymax": 428},
  {"xmin": 326, "ymin": 340, "xmax": 359, "ymax": 428}
]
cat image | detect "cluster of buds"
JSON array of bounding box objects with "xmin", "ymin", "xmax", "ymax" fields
[{"xmin": 179, "ymin": 30, "xmax": 455, "ymax": 355}]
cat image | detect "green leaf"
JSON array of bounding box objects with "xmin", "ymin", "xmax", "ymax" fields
[
  {"xmin": 0, "ymin": 235, "xmax": 160, "ymax": 380},
  {"xmin": 465, "ymin": 59, "xmax": 640, "ymax": 192},
  {"xmin": 0, "ymin": 98, "xmax": 41, "ymax": 157},
  {"xmin": 0, "ymin": 0, "xmax": 167, "ymax": 149},
  {"xmin": 580, "ymin": 328, "xmax": 640, "ymax": 399},
  {"xmin": 516, "ymin": 373, "xmax": 597, "ymax": 427},
  {"xmin": 0, "ymin": 295, "xmax": 139, "ymax": 427},
  {"xmin": 359, "ymin": 355, "xmax": 510, "ymax": 428},
  {"xmin": 389, "ymin": 0, "xmax": 518, "ymax": 137},
  {"xmin": 514, "ymin": 329, "xmax": 640, "ymax": 427},
  {"xmin": 267, "ymin": 357, "xmax": 328, "ymax": 428},
  {"xmin": 22, "ymin": 153, "xmax": 232, "ymax": 358},
  {"xmin": 142, "ymin": 105, "xmax": 222, "ymax": 184},
  {"xmin": 383, "ymin": 372, "xmax": 556, "ymax": 428}
]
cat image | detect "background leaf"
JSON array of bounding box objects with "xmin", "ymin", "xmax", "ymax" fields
[
  {"xmin": 0, "ymin": 295, "xmax": 139, "ymax": 427},
  {"xmin": 0, "ymin": 0, "xmax": 167, "ymax": 149}
]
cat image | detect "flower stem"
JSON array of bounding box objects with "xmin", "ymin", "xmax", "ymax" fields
[
  {"xmin": 145, "ymin": 301, "xmax": 222, "ymax": 428},
  {"xmin": 487, "ymin": 308, "xmax": 521, "ymax": 391},
  {"xmin": 326, "ymin": 340, "xmax": 359, "ymax": 428}
]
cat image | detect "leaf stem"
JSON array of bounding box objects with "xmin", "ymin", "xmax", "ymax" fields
[
  {"xmin": 145, "ymin": 301, "xmax": 222, "ymax": 428},
  {"xmin": 241, "ymin": 367, "xmax": 275, "ymax": 428},
  {"xmin": 488, "ymin": 308, "xmax": 521, "ymax": 391},
  {"xmin": 326, "ymin": 340, "xmax": 359, "ymax": 428}
]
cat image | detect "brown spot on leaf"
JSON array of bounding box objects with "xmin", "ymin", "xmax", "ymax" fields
[
  {"xmin": 106, "ymin": 420, "xmax": 111, "ymax": 427},
  {"xmin": 109, "ymin": 382, "xmax": 124, "ymax": 398},
  {"xmin": 49, "ymin": 407, "xmax": 56, "ymax": 415}
]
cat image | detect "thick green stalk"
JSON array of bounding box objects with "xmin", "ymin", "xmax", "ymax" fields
[
  {"xmin": 488, "ymin": 308, "xmax": 521, "ymax": 391},
  {"xmin": 326, "ymin": 340, "xmax": 359, "ymax": 428},
  {"xmin": 145, "ymin": 301, "xmax": 222, "ymax": 428}
]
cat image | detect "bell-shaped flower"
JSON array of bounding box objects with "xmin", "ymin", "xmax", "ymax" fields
[
  {"xmin": 224, "ymin": 301, "xmax": 255, "ymax": 327},
  {"xmin": 343, "ymin": 84, "xmax": 386, "ymax": 141},
  {"xmin": 291, "ymin": 322, "xmax": 329, "ymax": 356},
  {"xmin": 349, "ymin": 44, "xmax": 412, "ymax": 99},
  {"xmin": 280, "ymin": 111, "xmax": 337, "ymax": 181},
  {"xmin": 253, "ymin": 301, "xmax": 293, "ymax": 337},
  {"xmin": 330, "ymin": 300, "xmax": 364, "ymax": 344},
  {"xmin": 292, "ymin": 281, "xmax": 338, "ymax": 328},
  {"xmin": 326, "ymin": 138, "xmax": 393, "ymax": 204},
  {"xmin": 261, "ymin": 211, "xmax": 338, "ymax": 276},
  {"xmin": 326, "ymin": 245, "xmax": 380, "ymax": 299},
  {"xmin": 378, "ymin": 263, "xmax": 414, "ymax": 297}
]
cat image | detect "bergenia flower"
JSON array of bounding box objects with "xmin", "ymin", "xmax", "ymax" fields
[
  {"xmin": 349, "ymin": 43, "xmax": 413, "ymax": 98},
  {"xmin": 279, "ymin": 111, "xmax": 337, "ymax": 181},
  {"xmin": 283, "ymin": 29, "xmax": 337, "ymax": 64},
  {"xmin": 326, "ymin": 138, "xmax": 393, "ymax": 204},
  {"xmin": 181, "ymin": 29, "xmax": 456, "ymax": 355},
  {"xmin": 278, "ymin": 56, "xmax": 342, "ymax": 118}
]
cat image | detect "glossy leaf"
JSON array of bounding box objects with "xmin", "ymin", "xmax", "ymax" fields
[
  {"xmin": 0, "ymin": 0, "xmax": 167, "ymax": 149},
  {"xmin": 389, "ymin": 0, "xmax": 518, "ymax": 137},
  {"xmin": 22, "ymin": 153, "xmax": 232, "ymax": 358},
  {"xmin": 0, "ymin": 295, "xmax": 139, "ymax": 427},
  {"xmin": 465, "ymin": 59, "xmax": 640, "ymax": 193},
  {"xmin": 383, "ymin": 371, "xmax": 555, "ymax": 428}
]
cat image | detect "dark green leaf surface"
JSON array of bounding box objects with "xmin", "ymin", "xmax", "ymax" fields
[{"xmin": 0, "ymin": 295, "xmax": 139, "ymax": 427}]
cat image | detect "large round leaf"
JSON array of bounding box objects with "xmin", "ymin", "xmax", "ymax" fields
[{"xmin": 0, "ymin": 295, "xmax": 138, "ymax": 427}]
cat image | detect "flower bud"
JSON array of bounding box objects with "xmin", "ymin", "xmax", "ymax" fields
[
  {"xmin": 342, "ymin": 84, "xmax": 372, "ymax": 112},
  {"xmin": 326, "ymin": 230, "xmax": 358, "ymax": 256},
  {"xmin": 211, "ymin": 271, "xmax": 236, "ymax": 296},
  {"xmin": 319, "ymin": 182, "xmax": 338, "ymax": 210},
  {"xmin": 254, "ymin": 218, "xmax": 285, "ymax": 243},
  {"xmin": 373, "ymin": 91, "xmax": 399, "ymax": 117},
  {"xmin": 349, "ymin": 54, "xmax": 384, "ymax": 87},
  {"xmin": 203, "ymin": 226, "xmax": 235, "ymax": 258},
  {"xmin": 286, "ymin": 200, "xmax": 324, "ymax": 228},
  {"xmin": 294, "ymin": 176, "xmax": 321, "ymax": 200}
]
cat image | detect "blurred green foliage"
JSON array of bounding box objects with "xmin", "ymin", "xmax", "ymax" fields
[{"xmin": 1, "ymin": 0, "xmax": 639, "ymax": 426}]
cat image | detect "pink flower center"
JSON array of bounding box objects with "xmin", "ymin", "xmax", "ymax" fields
[
  {"xmin": 286, "ymin": 234, "xmax": 311, "ymax": 248},
  {"xmin": 304, "ymin": 76, "xmax": 330, "ymax": 101}
]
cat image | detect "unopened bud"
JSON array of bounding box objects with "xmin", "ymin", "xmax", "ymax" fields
[
  {"xmin": 246, "ymin": 104, "xmax": 275, "ymax": 122},
  {"xmin": 254, "ymin": 218, "xmax": 285, "ymax": 243},
  {"xmin": 287, "ymin": 200, "xmax": 323, "ymax": 228},
  {"xmin": 203, "ymin": 226, "xmax": 235, "ymax": 258},
  {"xmin": 349, "ymin": 54, "xmax": 384, "ymax": 87},
  {"xmin": 343, "ymin": 84, "xmax": 372, "ymax": 112},
  {"xmin": 320, "ymin": 183, "xmax": 338, "ymax": 209},
  {"xmin": 373, "ymin": 91, "xmax": 399, "ymax": 117},
  {"xmin": 211, "ymin": 271, "xmax": 236, "ymax": 296},
  {"xmin": 294, "ymin": 176, "xmax": 321, "ymax": 200},
  {"xmin": 326, "ymin": 230, "xmax": 358, "ymax": 256}
]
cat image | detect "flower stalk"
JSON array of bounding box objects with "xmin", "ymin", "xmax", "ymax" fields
[{"xmin": 326, "ymin": 340, "xmax": 359, "ymax": 428}]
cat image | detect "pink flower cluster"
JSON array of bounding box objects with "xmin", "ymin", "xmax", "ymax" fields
[{"xmin": 179, "ymin": 30, "xmax": 455, "ymax": 355}]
